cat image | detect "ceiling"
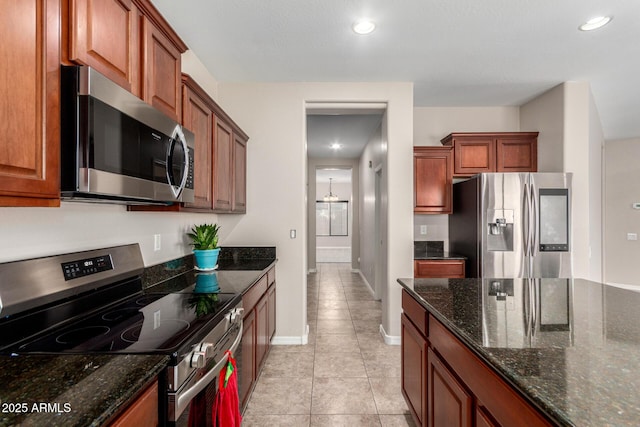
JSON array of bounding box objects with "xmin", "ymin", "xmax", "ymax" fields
[
  {"xmin": 153, "ymin": 0, "xmax": 640, "ymax": 141},
  {"xmin": 316, "ymin": 168, "xmax": 352, "ymax": 184},
  {"xmin": 307, "ymin": 114, "xmax": 383, "ymax": 158}
]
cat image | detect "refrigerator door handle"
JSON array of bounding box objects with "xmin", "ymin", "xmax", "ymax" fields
[
  {"xmin": 530, "ymin": 182, "xmax": 538, "ymax": 257},
  {"xmin": 523, "ymin": 183, "xmax": 531, "ymax": 256}
]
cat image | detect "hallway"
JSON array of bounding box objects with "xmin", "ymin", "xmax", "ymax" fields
[{"xmin": 242, "ymin": 263, "xmax": 415, "ymax": 426}]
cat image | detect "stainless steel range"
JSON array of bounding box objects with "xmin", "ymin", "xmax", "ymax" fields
[{"xmin": 0, "ymin": 244, "xmax": 242, "ymax": 426}]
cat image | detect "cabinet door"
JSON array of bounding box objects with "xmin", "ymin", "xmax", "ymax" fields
[
  {"xmin": 401, "ymin": 314, "xmax": 428, "ymax": 427},
  {"xmin": 142, "ymin": 17, "xmax": 181, "ymax": 121},
  {"xmin": 414, "ymin": 147, "xmax": 453, "ymax": 214},
  {"xmin": 68, "ymin": 0, "xmax": 140, "ymax": 96},
  {"xmin": 256, "ymin": 294, "xmax": 270, "ymax": 373},
  {"xmin": 496, "ymin": 135, "xmax": 537, "ymax": 172},
  {"xmin": 267, "ymin": 284, "xmax": 276, "ymax": 340},
  {"xmin": 414, "ymin": 260, "xmax": 465, "ymax": 278},
  {"xmin": 427, "ymin": 348, "xmax": 472, "ymax": 427},
  {"xmin": 475, "ymin": 406, "xmax": 499, "ymax": 427},
  {"xmin": 239, "ymin": 309, "xmax": 256, "ymax": 410},
  {"xmin": 213, "ymin": 117, "xmax": 233, "ymax": 211},
  {"xmin": 232, "ymin": 133, "xmax": 247, "ymax": 213},
  {"xmin": 0, "ymin": 0, "xmax": 60, "ymax": 207},
  {"xmin": 182, "ymin": 84, "xmax": 213, "ymax": 209},
  {"xmin": 109, "ymin": 380, "xmax": 158, "ymax": 427},
  {"xmin": 452, "ymin": 138, "xmax": 495, "ymax": 176}
]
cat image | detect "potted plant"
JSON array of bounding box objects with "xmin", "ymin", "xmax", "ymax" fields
[{"xmin": 187, "ymin": 223, "xmax": 221, "ymax": 270}]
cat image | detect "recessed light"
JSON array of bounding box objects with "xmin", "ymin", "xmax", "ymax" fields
[
  {"xmin": 579, "ymin": 16, "xmax": 612, "ymax": 31},
  {"xmin": 330, "ymin": 143, "xmax": 342, "ymax": 150},
  {"xmin": 352, "ymin": 20, "xmax": 376, "ymax": 35}
]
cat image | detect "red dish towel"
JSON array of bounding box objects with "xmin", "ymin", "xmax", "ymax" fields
[{"xmin": 212, "ymin": 350, "xmax": 242, "ymax": 427}]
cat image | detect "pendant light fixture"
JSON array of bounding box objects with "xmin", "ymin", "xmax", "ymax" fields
[{"xmin": 323, "ymin": 178, "xmax": 339, "ymax": 202}]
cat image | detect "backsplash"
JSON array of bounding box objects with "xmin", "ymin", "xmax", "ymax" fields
[{"xmin": 414, "ymin": 241, "xmax": 444, "ymax": 256}]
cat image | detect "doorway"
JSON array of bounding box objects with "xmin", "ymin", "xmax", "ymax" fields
[{"xmin": 305, "ymin": 103, "xmax": 388, "ymax": 330}]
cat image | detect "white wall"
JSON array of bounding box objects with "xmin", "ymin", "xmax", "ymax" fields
[
  {"xmin": 359, "ymin": 124, "xmax": 384, "ymax": 292},
  {"xmin": 217, "ymin": 82, "xmax": 414, "ymax": 341},
  {"xmin": 0, "ymin": 203, "xmax": 219, "ymax": 266},
  {"xmin": 520, "ymin": 82, "xmax": 604, "ymax": 281},
  {"xmin": 181, "ymin": 50, "xmax": 219, "ymax": 99},
  {"xmin": 604, "ymin": 138, "xmax": 640, "ymax": 286},
  {"xmin": 520, "ymin": 85, "xmax": 565, "ymax": 172},
  {"xmin": 412, "ymin": 107, "xmax": 521, "ymax": 245}
]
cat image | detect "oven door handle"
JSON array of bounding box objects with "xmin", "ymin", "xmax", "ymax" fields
[{"xmin": 175, "ymin": 321, "xmax": 243, "ymax": 418}]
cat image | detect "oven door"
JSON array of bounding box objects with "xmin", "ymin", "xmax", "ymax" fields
[{"xmin": 167, "ymin": 319, "xmax": 243, "ymax": 426}]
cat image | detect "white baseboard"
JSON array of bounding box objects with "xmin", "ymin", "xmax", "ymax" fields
[
  {"xmin": 271, "ymin": 324, "xmax": 310, "ymax": 345},
  {"xmin": 379, "ymin": 324, "xmax": 401, "ymax": 345},
  {"xmin": 308, "ymin": 268, "xmax": 317, "ymax": 274},
  {"xmin": 357, "ymin": 270, "xmax": 377, "ymax": 298}
]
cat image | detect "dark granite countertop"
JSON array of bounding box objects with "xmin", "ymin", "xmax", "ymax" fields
[
  {"xmin": 0, "ymin": 354, "xmax": 167, "ymax": 427},
  {"xmin": 398, "ymin": 277, "xmax": 640, "ymax": 426},
  {"xmin": 413, "ymin": 241, "xmax": 466, "ymax": 260}
]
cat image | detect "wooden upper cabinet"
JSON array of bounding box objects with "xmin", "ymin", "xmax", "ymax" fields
[
  {"xmin": 414, "ymin": 147, "xmax": 453, "ymax": 214},
  {"xmin": 213, "ymin": 117, "xmax": 233, "ymax": 211},
  {"xmin": 182, "ymin": 79, "xmax": 213, "ymax": 210},
  {"xmin": 232, "ymin": 133, "xmax": 248, "ymax": 213},
  {"xmin": 141, "ymin": 16, "xmax": 182, "ymax": 121},
  {"xmin": 68, "ymin": 0, "xmax": 140, "ymax": 96},
  {"xmin": 496, "ymin": 134, "xmax": 538, "ymax": 172},
  {"xmin": 441, "ymin": 132, "xmax": 538, "ymax": 177},
  {"xmin": 0, "ymin": 0, "xmax": 61, "ymax": 207}
]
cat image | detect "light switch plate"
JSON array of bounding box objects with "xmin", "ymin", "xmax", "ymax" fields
[
  {"xmin": 627, "ymin": 233, "xmax": 638, "ymax": 241},
  {"xmin": 154, "ymin": 234, "xmax": 161, "ymax": 251}
]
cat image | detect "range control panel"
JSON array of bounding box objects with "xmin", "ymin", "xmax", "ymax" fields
[{"xmin": 61, "ymin": 254, "xmax": 114, "ymax": 281}]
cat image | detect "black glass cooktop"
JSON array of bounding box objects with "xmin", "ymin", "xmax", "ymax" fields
[{"xmin": 6, "ymin": 292, "xmax": 238, "ymax": 355}]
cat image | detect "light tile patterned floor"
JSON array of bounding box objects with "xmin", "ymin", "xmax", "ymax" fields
[{"xmin": 242, "ymin": 263, "xmax": 416, "ymax": 427}]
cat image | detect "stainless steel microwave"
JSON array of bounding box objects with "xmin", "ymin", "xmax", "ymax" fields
[{"xmin": 60, "ymin": 66, "xmax": 195, "ymax": 205}]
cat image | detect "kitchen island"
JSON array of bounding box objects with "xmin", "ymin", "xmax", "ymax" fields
[{"xmin": 398, "ymin": 277, "xmax": 640, "ymax": 427}]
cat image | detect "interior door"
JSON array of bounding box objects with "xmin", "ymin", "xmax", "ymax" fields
[{"xmin": 480, "ymin": 173, "xmax": 527, "ymax": 278}]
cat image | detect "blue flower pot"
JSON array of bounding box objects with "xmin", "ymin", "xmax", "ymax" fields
[
  {"xmin": 193, "ymin": 248, "xmax": 220, "ymax": 270},
  {"xmin": 194, "ymin": 272, "xmax": 219, "ymax": 293}
]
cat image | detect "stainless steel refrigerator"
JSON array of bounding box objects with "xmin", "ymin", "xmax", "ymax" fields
[{"xmin": 449, "ymin": 173, "xmax": 572, "ymax": 278}]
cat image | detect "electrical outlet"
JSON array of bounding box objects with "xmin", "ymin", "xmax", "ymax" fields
[
  {"xmin": 628, "ymin": 233, "xmax": 638, "ymax": 241},
  {"xmin": 420, "ymin": 225, "xmax": 427, "ymax": 235},
  {"xmin": 154, "ymin": 234, "xmax": 161, "ymax": 251}
]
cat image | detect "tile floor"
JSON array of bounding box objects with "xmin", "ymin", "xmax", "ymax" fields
[{"xmin": 242, "ymin": 263, "xmax": 416, "ymax": 426}]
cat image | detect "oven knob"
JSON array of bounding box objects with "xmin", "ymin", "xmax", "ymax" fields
[
  {"xmin": 198, "ymin": 342, "xmax": 215, "ymax": 358},
  {"xmin": 190, "ymin": 351, "xmax": 206, "ymax": 368}
]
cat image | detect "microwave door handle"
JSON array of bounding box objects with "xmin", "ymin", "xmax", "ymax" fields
[{"xmin": 167, "ymin": 125, "xmax": 189, "ymax": 197}]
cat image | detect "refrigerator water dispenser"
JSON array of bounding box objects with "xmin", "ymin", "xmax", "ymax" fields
[{"xmin": 487, "ymin": 209, "xmax": 514, "ymax": 251}]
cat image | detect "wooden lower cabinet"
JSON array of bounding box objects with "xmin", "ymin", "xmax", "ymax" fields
[
  {"xmin": 427, "ymin": 348, "xmax": 472, "ymax": 427},
  {"xmin": 401, "ymin": 314, "xmax": 427, "ymax": 427},
  {"xmin": 239, "ymin": 308, "xmax": 256, "ymax": 410},
  {"xmin": 239, "ymin": 267, "xmax": 276, "ymax": 412},
  {"xmin": 414, "ymin": 260, "xmax": 465, "ymax": 278},
  {"xmin": 109, "ymin": 380, "xmax": 158, "ymax": 427},
  {"xmin": 401, "ymin": 290, "xmax": 553, "ymax": 427},
  {"xmin": 255, "ymin": 294, "xmax": 269, "ymax": 372},
  {"xmin": 267, "ymin": 283, "xmax": 276, "ymax": 340}
]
